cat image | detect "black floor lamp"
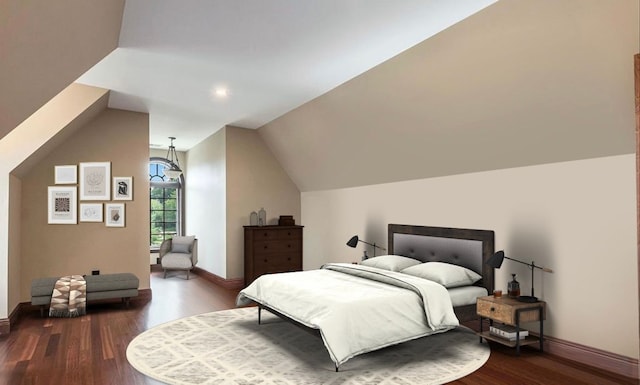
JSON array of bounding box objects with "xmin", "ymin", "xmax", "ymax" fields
[
  {"xmin": 486, "ymin": 250, "xmax": 553, "ymax": 303},
  {"xmin": 346, "ymin": 235, "xmax": 386, "ymax": 260}
]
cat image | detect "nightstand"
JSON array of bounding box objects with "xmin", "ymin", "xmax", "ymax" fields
[{"xmin": 476, "ymin": 295, "xmax": 546, "ymax": 354}]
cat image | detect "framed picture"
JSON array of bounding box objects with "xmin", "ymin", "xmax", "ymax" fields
[
  {"xmin": 113, "ymin": 177, "xmax": 133, "ymax": 200},
  {"xmin": 79, "ymin": 203, "xmax": 103, "ymax": 222},
  {"xmin": 79, "ymin": 162, "xmax": 111, "ymax": 200},
  {"xmin": 54, "ymin": 165, "xmax": 77, "ymax": 184},
  {"xmin": 105, "ymin": 203, "xmax": 125, "ymax": 227},
  {"xmin": 47, "ymin": 186, "xmax": 77, "ymax": 224}
]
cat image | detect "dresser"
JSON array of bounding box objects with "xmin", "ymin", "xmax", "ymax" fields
[{"xmin": 244, "ymin": 225, "xmax": 303, "ymax": 286}]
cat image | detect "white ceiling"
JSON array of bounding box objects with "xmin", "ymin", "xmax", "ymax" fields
[{"xmin": 76, "ymin": 0, "xmax": 496, "ymax": 151}]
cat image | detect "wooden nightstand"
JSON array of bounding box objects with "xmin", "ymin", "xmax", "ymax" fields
[{"xmin": 476, "ymin": 295, "xmax": 546, "ymax": 354}]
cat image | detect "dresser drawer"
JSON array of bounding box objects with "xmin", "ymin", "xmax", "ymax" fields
[
  {"xmin": 255, "ymin": 255, "xmax": 301, "ymax": 275},
  {"xmin": 253, "ymin": 239, "xmax": 301, "ymax": 254}
]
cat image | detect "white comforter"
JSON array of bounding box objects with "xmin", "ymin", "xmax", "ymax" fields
[{"xmin": 236, "ymin": 263, "xmax": 459, "ymax": 366}]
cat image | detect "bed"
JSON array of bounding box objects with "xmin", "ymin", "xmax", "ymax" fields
[{"xmin": 236, "ymin": 224, "xmax": 495, "ymax": 370}]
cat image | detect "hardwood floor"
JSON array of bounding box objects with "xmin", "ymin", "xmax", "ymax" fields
[{"xmin": 0, "ymin": 272, "xmax": 636, "ymax": 385}]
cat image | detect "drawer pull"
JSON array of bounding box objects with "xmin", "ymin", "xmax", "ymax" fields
[
  {"xmin": 264, "ymin": 245, "xmax": 268, "ymax": 249},
  {"xmin": 264, "ymin": 259, "xmax": 268, "ymax": 263},
  {"xmin": 288, "ymin": 244, "xmax": 291, "ymax": 248},
  {"xmin": 490, "ymin": 307, "xmax": 495, "ymax": 312}
]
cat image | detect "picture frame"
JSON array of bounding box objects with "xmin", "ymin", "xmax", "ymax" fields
[
  {"xmin": 79, "ymin": 162, "xmax": 111, "ymax": 201},
  {"xmin": 47, "ymin": 186, "xmax": 77, "ymax": 224},
  {"xmin": 105, "ymin": 203, "xmax": 125, "ymax": 227},
  {"xmin": 113, "ymin": 177, "xmax": 133, "ymax": 200},
  {"xmin": 79, "ymin": 203, "xmax": 103, "ymax": 222},
  {"xmin": 54, "ymin": 165, "xmax": 77, "ymax": 184}
]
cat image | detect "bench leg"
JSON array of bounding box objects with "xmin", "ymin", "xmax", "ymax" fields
[
  {"xmin": 40, "ymin": 305, "xmax": 44, "ymax": 318},
  {"xmin": 186, "ymin": 270, "xmax": 190, "ymax": 280}
]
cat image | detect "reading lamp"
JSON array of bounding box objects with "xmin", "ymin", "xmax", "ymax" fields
[
  {"xmin": 486, "ymin": 250, "xmax": 553, "ymax": 303},
  {"xmin": 346, "ymin": 235, "xmax": 386, "ymax": 260}
]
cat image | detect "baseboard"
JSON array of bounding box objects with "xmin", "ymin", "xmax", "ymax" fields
[
  {"xmin": 193, "ymin": 267, "xmax": 244, "ymax": 290},
  {"xmin": 545, "ymin": 334, "xmax": 639, "ymax": 379},
  {"xmin": 0, "ymin": 318, "xmax": 8, "ymax": 336}
]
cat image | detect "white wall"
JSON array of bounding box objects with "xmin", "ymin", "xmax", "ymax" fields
[
  {"xmin": 302, "ymin": 154, "xmax": 638, "ymax": 359},
  {"xmin": 185, "ymin": 129, "xmax": 226, "ymax": 277}
]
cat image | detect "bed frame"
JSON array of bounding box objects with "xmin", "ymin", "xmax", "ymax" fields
[
  {"xmin": 388, "ymin": 224, "xmax": 495, "ymax": 322},
  {"xmin": 254, "ymin": 224, "xmax": 495, "ymax": 371}
]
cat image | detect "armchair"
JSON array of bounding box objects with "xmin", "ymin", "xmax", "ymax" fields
[{"xmin": 159, "ymin": 236, "xmax": 198, "ymax": 279}]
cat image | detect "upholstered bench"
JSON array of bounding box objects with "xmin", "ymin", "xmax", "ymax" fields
[{"xmin": 31, "ymin": 273, "xmax": 139, "ymax": 317}]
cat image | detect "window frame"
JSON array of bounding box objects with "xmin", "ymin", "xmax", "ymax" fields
[{"xmin": 149, "ymin": 157, "xmax": 185, "ymax": 251}]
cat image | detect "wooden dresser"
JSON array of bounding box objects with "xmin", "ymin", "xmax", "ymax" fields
[{"xmin": 244, "ymin": 225, "xmax": 303, "ymax": 286}]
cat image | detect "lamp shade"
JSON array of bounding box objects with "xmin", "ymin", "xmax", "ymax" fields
[
  {"xmin": 164, "ymin": 166, "xmax": 182, "ymax": 179},
  {"xmin": 346, "ymin": 235, "xmax": 359, "ymax": 248},
  {"xmin": 486, "ymin": 250, "xmax": 505, "ymax": 269}
]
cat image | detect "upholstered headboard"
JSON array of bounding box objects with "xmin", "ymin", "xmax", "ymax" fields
[{"xmin": 388, "ymin": 224, "xmax": 495, "ymax": 295}]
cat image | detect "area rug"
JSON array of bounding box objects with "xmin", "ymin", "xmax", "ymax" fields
[{"xmin": 127, "ymin": 307, "xmax": 490, "ymax": 385}]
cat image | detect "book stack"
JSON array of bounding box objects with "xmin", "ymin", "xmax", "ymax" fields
[{"xmin": 489, "ymin": 324, "xmax": 529, "ymax": 341}]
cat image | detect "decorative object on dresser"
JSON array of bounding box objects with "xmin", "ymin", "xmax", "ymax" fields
[
  {"xmin": 346, "ymin": 235, "xmax": 386, "ymax": 259},
  {"xmin": 278, "ymin": 215, "xmax": 295, "ymax": 226},
  {"xmin": 249, "ymin": 211, "xmax": 258, "ymax": 226},
  {"xmin": 244, "ymin": 225, "xmax": 303, "ymax": 286},
  {"xmin": 486, "ymin": 250, "xmax": 553, "ymax": 302},
  {"xmin": 258, "ymin": 207, "xmax": 266, "ymax": 226},
  {"xmin": 476, "ymin": 295, "xmax": 546, "ymax": 354}
]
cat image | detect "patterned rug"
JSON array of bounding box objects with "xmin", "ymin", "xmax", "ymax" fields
[{"xmin": 126, "ymin": 307, "xmax": 490, "ymax": 385}]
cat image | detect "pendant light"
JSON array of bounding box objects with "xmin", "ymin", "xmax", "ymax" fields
[{"xmin": 164, "ymin": 137, "xmax": 183, "ymax": 179}]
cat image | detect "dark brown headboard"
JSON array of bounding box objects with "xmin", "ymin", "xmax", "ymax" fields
[{"xmin": 388, "ymin": 224, "xmax": 495, "ymax": 295}]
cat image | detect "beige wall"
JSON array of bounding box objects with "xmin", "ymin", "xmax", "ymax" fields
[
  {"xmin": 184, "ymin": 126, "xmax": 301, "ymax": 280},
  {"xmin": 259, "ymin": 0, "xmax": 638, "ymax": 192},
  {"xmin": 226, "ymin": 126, "xmax": 301, "ymax": 279},
  {"xmin": 0, "ymin": 0, "xmax": 124, "ymax": 139},
  {"xmin": 0, "ymin": 83, "xmax": 109, "ymax": 318},
  {"xmin": 8, "ymin": 175, "xmax": 21, "ymax": 315},
  {"xmin": 302, "ymin": 154, "xmax": 638, "ymax": 359},
  {"xmin": 185, "ymin": 128, "xmax": 227, "ymax": 277},
  {"xmin": 18, "ymin": 108, "xmax": 150, "ymax": 302}
]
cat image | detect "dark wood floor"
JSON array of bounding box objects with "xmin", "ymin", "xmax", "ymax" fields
[{"xmin": 0, "ymin": 271, "xmax": 636, "ymax": 385}]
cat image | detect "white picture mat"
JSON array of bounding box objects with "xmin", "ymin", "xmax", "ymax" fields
[
  {"xmin": 48, "ymin": 186, "xmax": 77, "ymax": 224},
  {"xmin": 80, "ymin": 203, "xmax": 103, "ymax": 222},
  {"xmin": 54, "ymin": 165, "xmax": 77, "ymax": 184},
  {"xmin": 80, "ymin": 162, "xmax": 111, "ymax": 200},
  {"xmin": 105, "ymin": 203, "xmax": 125, "ymax": 227},
  {"xmin": 113, "ymin": 176, "xmax": 133, "ymax": 200}
]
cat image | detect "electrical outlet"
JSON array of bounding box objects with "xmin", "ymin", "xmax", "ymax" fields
[{"xmin": 92, "ymin": 270, "xmax": 100, "ymax": 275}]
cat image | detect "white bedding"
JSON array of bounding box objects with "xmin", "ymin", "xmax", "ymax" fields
[
  {"xmin": 236, "ymin": 263, "xmax": 459, "ymax": 366},
  {"xmin": 448, "ymin": 285, "xmax": 488, "ymax": 307}
]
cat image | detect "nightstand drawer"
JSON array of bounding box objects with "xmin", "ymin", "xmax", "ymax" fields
[{"xmin": 477, "ymin": 296, "xmax": 545, "ymax": 325}]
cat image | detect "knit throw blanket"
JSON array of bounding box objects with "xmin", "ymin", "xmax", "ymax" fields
[{"xmin": 49, "ymin": 275, "xmax": 87, "ymax": 317}]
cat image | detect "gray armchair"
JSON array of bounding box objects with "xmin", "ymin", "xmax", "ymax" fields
[{"xmin": 159, "ymin": 236, "xmax": 198, "ymax": 279}]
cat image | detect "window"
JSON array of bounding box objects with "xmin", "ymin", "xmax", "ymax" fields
[{"xmin": 149, "ymin": 157, "xmax": 183, "ymax": 249}]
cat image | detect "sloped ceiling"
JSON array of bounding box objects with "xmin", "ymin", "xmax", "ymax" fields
[
  {"xmin": 259, "ymin": 0, "xmax": 639, "ymax": 192},
  {"xmin": 0, "ymin": 0, "xmax": 124, "ymax": 140},
  {"xmin": 76, "ymin": 0, "xmax": 496, "ymax": 151}
]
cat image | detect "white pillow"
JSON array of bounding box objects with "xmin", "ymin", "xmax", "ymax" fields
[
  {"xmin": 401, "ymin": 262, "xmax": 482, "ymax": 288},
  {"xmin": 360, "ymin": 255, "xmax": 421, "ymax": 272}
]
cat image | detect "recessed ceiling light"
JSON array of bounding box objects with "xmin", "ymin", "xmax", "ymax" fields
[{"xmin": 214, "ymin": 88, "xmax": 228, "ymax": 97}]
